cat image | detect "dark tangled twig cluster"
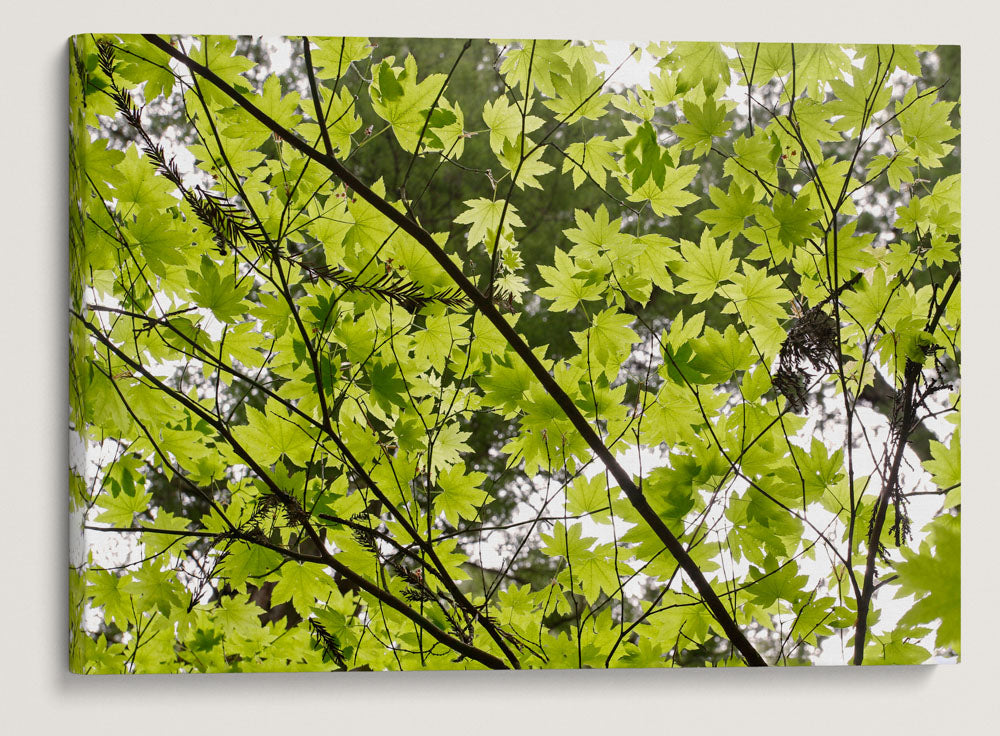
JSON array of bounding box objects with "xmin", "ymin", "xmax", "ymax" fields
[
  {"xmin": 772, "ymin": 306, "xmax": 839, "ymax": 413},
  {"xmin": 877, "ymin": 352, "xmax": 952, "ymax": 553}
]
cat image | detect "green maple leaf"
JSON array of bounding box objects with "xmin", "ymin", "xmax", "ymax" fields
[
  {"xmin": 925, "ymin": 173, "xmax": 961, "ymax": 215},
  {"xmin": 202, "ymin": 35, "xmax": 255, "ymax": 93},
  {"xmin": 675, "ymin": 95, "xmax": 733, "ymax": 158},
  {"xmin": 497, "ymin": 583, "xmax": 541, "ymax": 624},
  {"xmin": 893, "ymin": 514, "xmax": 961, "ymax": 653},
  {"xmin": 116, "ymin": 37, "xmax": 176, "ymax": 100},
  {"xmin": 723, "ymin": 263, "xmax": 792, "ymax": 324},
  {"xmin": 476, "ymin": 352, "xmax": 537, "ymax": 416},
  {"xmin": 123, "ymin": 561, "xmax": 183, "ymax": 615},
  {"xmin": 649, "ymin": 67, "xmax": 682, "ymax": 106},
  {"xmin": 616, "ymin": 637, "xmax": 666, "ymax": 668},
  {"xmin": 829, "ymin": 75, "xmax": 892, "ymax": 134},
  {"xmin": 186, "ymin": 139, "xmax": 264, "ymax": 178},
  {"xmin": 231, "ymin": 400, "xmax": 317, "ymax": 466},
  {"xmin": 688, "ymin": 324, "xmax": 756, "ymax": 383},
  {"xmin": 572, "ymin": 308, "xmax": 639, "ymax": 378},
  {"xmin": 840, "ymin": 268, "xmax": 902, "ymax": 329},
  {"xmin": 561, "ymin": 136, "xmax": 618, "ymax": 189},
  {"xmin": 420, "ymin": 102, "xmax": 464, "ymax": 153},
  {"xmin": 823, "ymin": 220, "xmax": 877, "ymax": 280},
  {"xmin": 747, "ymin": 558, "xmax": 809, "ymax": 608},
  {"xmin": 250, "ymin": 292, "xmax": 291, "ymax": 337},
  {"xmin": 454, "ymin": 198, "xmax": 524, "ymax": 247},
  {"xmin": 863, "ymin": 627, "xmax": 932, "ymax": 665},
  {"xmin": 542, "ymin": 61, "xmax": 611, "ymax": 123},
  {"xmin": 215, "ymin": 595, "xmax": 265, "ymax": 639},
  {"xmin": 371, "ymin": 55, "xmax": 450, "ymax": 152},
  {"xmin": 537, "ymin": 248, "xmax": 603, "ymax": 312},
  {"xmin": 80, "ymin": 137, "xmax": 124, "ymax": 199},
  {"xmin": 112, "ymin": 144, "xmax": 178, "ymax": 213},
  {"xmin": 541, "ymin": 521, "xmax": 596, "ymax": 560},
  {"xmin": 790, "ymin": 596, "xmax": 839, "ymax": 646},
  {"xmin": 782, "ymin": 438, "xmax": 844, "ymax": 499},
  {"xmin": 894, "ymin": 85, "xmax": 959, "ymax": 166},
  {"xmin": 413, "ymin": 311, "xmax": 470, "ymax": 373},
  {"xmin": 544, "ymin": 629, "xmax": 605, "ymax": 668},
  {"xmin": 635, "ymin": 163, "xmax": 699, "ymax": 217},
  {"xmin": 788, "ymin": 99, "xmax": 841, "ymax": 161},
  {"xmin": 895, "ymin": 196, "xmax": 931, "ymax": 234},
  {"xmin": 365, "ymin": 360, "xmax": 408, "ymax": 413},
  {"xmin": 672, "ymin": 42, "xmax": 731, "ymax": 94},
  {"xmin": 140, "ymin": 512, "xmax": 191, "ymax": 557},
  {"xmin": 857, "ymin": 44, "xmax": 925, "ymax": 77},
  {"xmin": 760, "ymin": 192, "xmax": 821, "ymax": 252},
  {"xmin": 644, "ymin": 380, "xmax": 711, "ymax": 446},
  {"xmin": 563, "ymin": 205, "xmax": 631, "ymax": 260},
  {"xmin": 96, "ymin": 487, "xmax": 152, "ymax": 527},
  {"xmin": 633, "ymin": 233, "xmax": 680, "ymax": 292},
  {"xmin": 482, "ymin": 95, "xmax": 544, "ymax": 153},
  {"xmin": 156, "ymin": 425, "xmax": 213, "ymax": 468},
  {"xmin": 299, "ymin": 86, "xmax": 362, "ymax": 156},
  {"xmin": 674, "ymin": 230, "xmax": 739, "ymax": 303},
  {"xmin": 498, "ymin": 137, "xmax": 554, "ymax": 190},
  {"xmin": 497, "ymin": 40, "xmax": 571, "ymax": 97},
  {"xmin": 222, "ymin": 543, "xmax": 284, "ymax": 592},
  {"xmin": 644, "ymin": 464, "xmax": 697, "ymax": 520},
  {"xmin": 310, "ymin": 37, "xmax": 374, "ymax": 79},
  {"xmin": 128, "ymin": 210, "xmax": 191, "ymax": 277},
  {"xmin": 923, "ymin": 429, "xmax": 960, "ymax": 506},
  {"xmin": 435, "ymin": 462, "xmax": 489, "ymax": 526},
  {"xmin": 697, "ymin": 182, "xmax": 757, "ymax": 240},
  {"xmin": 622, "ymin": 121, "xmax": 672, "ymax": 190},
  {"xmin": 744, "ymin": 42, "xmax": 791, "ymax": 82},
  {"xmin": 868, "ymin": 149, "xmax": 917, "ymax": 191},
  {"xmin": 724, "ymin": 129, "xmax": 781, "ymax": 194},
  {"xmin": 219, "ymin": 322, "xmax": 265, "ymax": 371},
  {"xmin": 426, "ymin": 536, "xmax": 471, "ymax": 584},
  {"xmin": 271, "ymin": 563, "xmax": 332, "ymax": 618},
  {"xmin": 429, "ymin": 422, "xmax": 471, "ymax": 476},
  {"xmin": 87, "ymin": 569, "xmax": 132, "ymax": 625},
  {"xmin": 345, "ymin": 179, "xmax": 394, "ymax": 253},
  {"xmin": 376, "ymin": 61, "xmax": 404, "ymax": 102},
  {"xmin": 566, "ymin": 473, "xmax": 613, "ymax": 523},
  {"xmin": 256, "ymin": 74, "xmax": 302, "ymax": 130},
  {"xmin": 569, "ymin": 546, "xmax": 627, "ymax": 602},
  {"xmin": 794, "ymin": 44, "xmax": 853, "ymax": 99},
  {"xmin": 187, "ymin": 256, "xmax": 252, "ymax": 322}
]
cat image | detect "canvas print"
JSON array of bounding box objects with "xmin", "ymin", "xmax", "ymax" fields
[{"xmin": 68, "ymin": 34, "xmax": 960, "ymax": 672}]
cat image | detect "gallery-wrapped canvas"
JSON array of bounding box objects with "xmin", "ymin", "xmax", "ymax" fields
[{"xmin": 69, "ymin": 34, "xmax": 960, "ymax": 673}]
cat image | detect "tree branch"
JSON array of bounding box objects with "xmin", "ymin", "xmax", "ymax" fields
[
  {"xmin": 852, "ymin": 272, "xmax": 960, "ymax": 665},
  {"xmin": 143, "ymin": 32, "xmax": 767, "ymax": 667}
]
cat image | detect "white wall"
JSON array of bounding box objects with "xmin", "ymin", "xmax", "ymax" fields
[{"xmin": 3, "ymin": 1, "xmax": 995, "ymax": 732}]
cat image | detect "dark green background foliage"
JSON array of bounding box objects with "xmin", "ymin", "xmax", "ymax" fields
[{"xmin": 69, "ymin": 34, "xmax": 960, "ymax": 672}]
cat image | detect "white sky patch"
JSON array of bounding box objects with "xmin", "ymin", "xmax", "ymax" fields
[
  {"xmin": 265, "ymin": 37, "xmax": 293, "ymax": 75},
  {"xmin": 596, "ymin": 40, "xmax": 658, "ymax": 90}
]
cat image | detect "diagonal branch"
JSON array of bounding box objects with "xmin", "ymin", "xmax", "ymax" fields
[
  {"xmin": 302, "ymin": 36, "xmax": 335, "ymax": 157},
  {"xmin": 143, "ymin": 33, "xmax": 766, "ymax": 666}
]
